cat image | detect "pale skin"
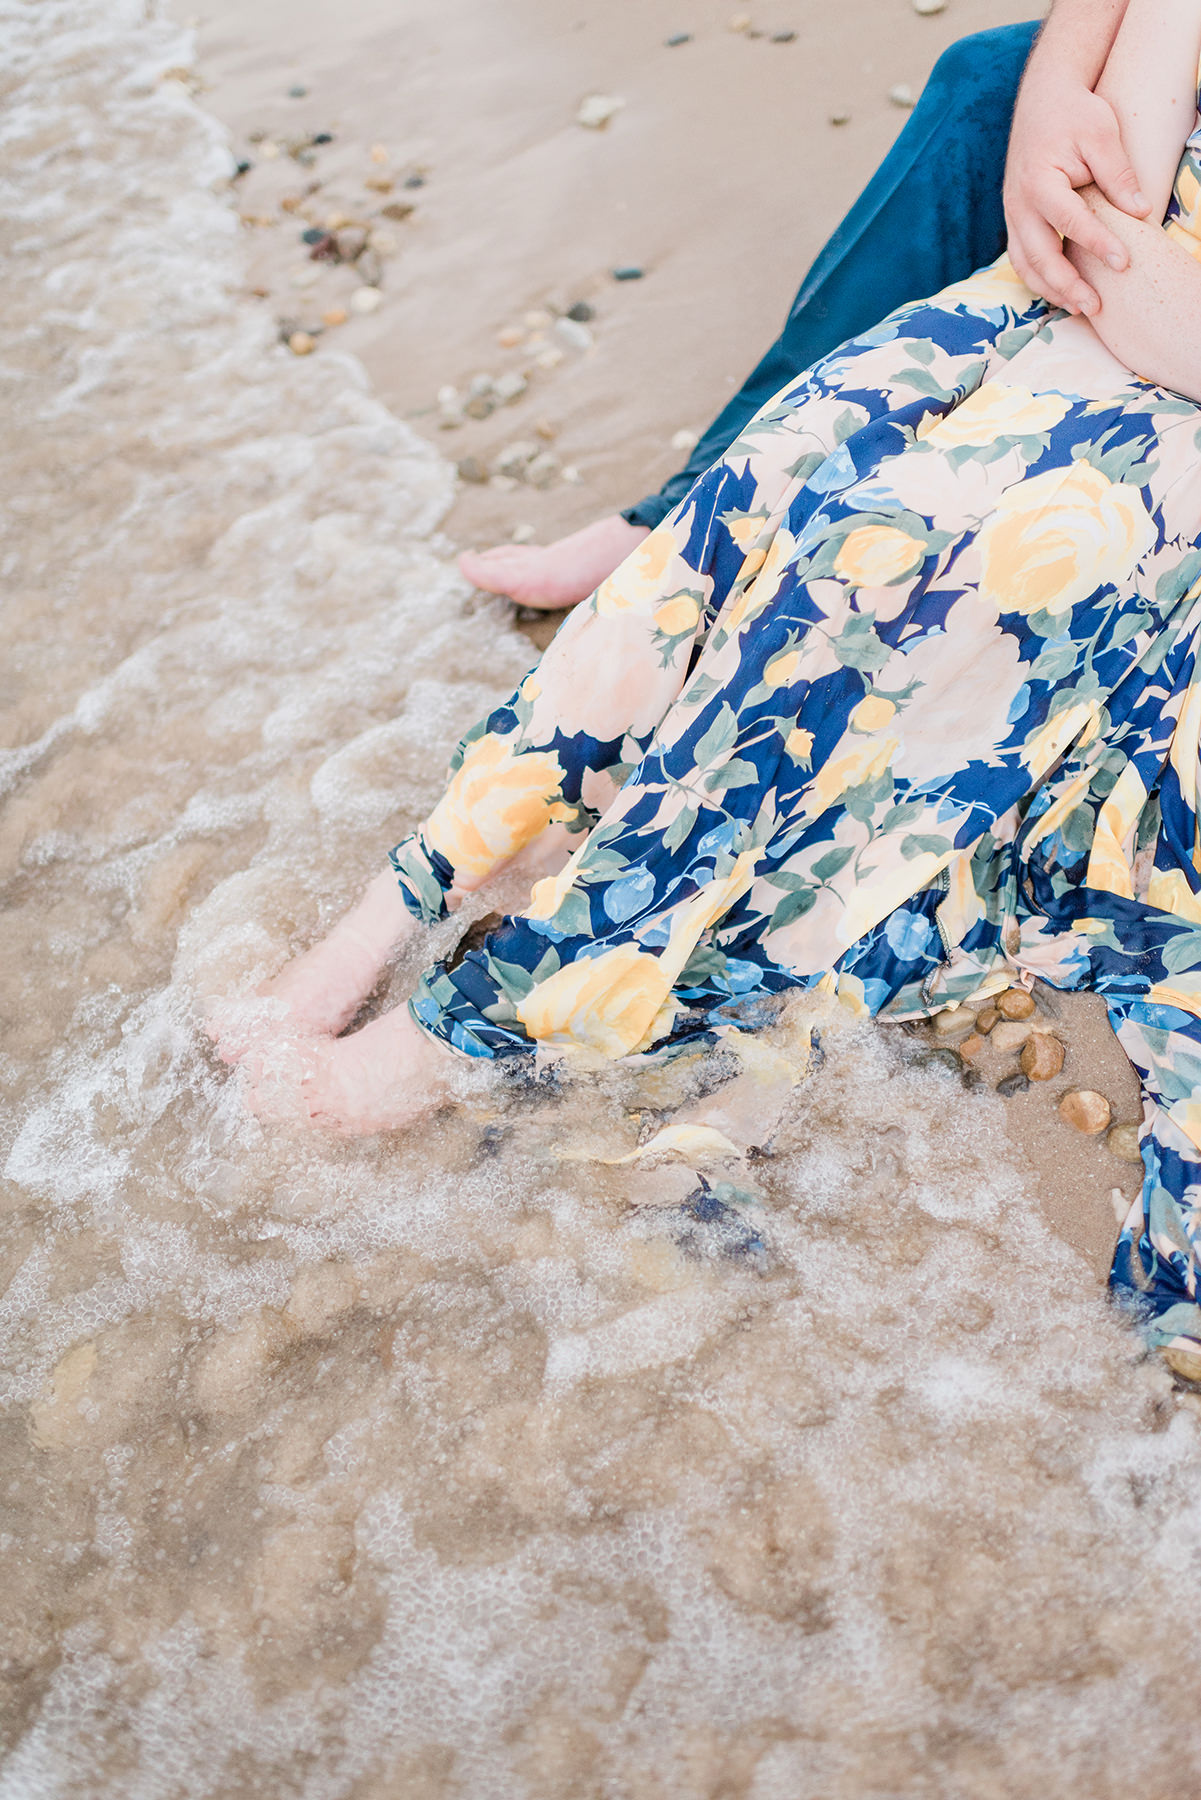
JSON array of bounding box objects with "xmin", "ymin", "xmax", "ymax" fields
[{"xmin": 211, "ymin": 0, "xmax": 1201, "ymax": 1133}]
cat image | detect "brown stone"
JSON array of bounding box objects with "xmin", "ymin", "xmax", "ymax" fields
[
  {"xmin": 958, "ymin": 1033, "xmax": 985, "ymax": 1064},
  {"xmin": 1058, "ymin": 1089, "xmax": 1111, "ymax": 1134},
  {"xmin": 1163, "ymin": 1345, "xmax": 1201, "ymax": 1386},
  {"xmin": 1020, "ymin": 1032, "xmax": 1065, "ymax": 1081},
  {"xmin": 1107, "ymin": 1122, "xmax": 1143, "ymax": 1164},
  {"xmin": 989, "ymin": 1020, "xmax": 1031, "ymax": 1054},
  {"xmin": 932, "ymin": 1007, "xmax": 972, "ymax": 1036},
  {"xmin": 975, "ymin": 1006, "xmax": 999, "ymax": 1034},
  {"xmin": 287, "ymin": 330, "xmax": 316, "ymax": 356},
  {"xmin": 997, "ymin": 988, "xmax": 1036, "ymax": 1020}
]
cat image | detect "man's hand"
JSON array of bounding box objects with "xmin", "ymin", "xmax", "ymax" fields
[{"xmin": 1004, "ymin": 64, "xmax": 1149, "ymax": 314}]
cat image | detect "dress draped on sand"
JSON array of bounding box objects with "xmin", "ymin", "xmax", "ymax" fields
[{"xmin": 391, "ymin": 103, "xmax": 1201, "ymax": 1359}]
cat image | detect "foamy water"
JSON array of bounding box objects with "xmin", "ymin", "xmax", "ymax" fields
[{"xmin": 6, "ymin": 3, "xmax": 1201, "ymax": 1794}]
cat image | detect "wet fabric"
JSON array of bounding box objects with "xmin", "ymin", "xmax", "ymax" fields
[
  {"xmin": 623, "ymin": 21, "xmax": 1039, "ymax": 532},
  {"xmin": 392, "ymin": 105, "xmax": 1201, "ymax": 1357}
]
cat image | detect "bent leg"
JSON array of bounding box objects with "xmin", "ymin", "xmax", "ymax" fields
[{"xmin": 625, "ymin": 21, "xmax": 1039, "ymax": 531}]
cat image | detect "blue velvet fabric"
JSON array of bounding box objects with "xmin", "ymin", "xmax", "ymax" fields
[{"xmin": 624, "ymin": 21, "xmax": 1040, "ymax": 531}]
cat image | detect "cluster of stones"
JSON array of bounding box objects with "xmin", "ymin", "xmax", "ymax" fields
[{"xmin": 930, "ymin": 987, "xmax": 1141, "ymax": 1163}]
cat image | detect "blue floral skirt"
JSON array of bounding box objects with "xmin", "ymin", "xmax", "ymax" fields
[{"xmin": 391, "ymin": 125, "xmax": 1201, "ymax": 1362}]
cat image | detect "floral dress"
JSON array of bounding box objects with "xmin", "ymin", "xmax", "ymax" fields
[{"xmin": 391, "ymin": 112, "xmax": 1201, "ymax": 1361}]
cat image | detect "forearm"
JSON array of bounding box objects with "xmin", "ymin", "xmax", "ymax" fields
[
  {"xmin": 1069, "ymin": 191, "xmax": 1201, "ymax": 400},
  {"xmin": 1094, "ymin": 0, "xmax": 1201, "ymax": 220},
  {"xmin": 1025, "ymin": 0, "xmax": 1130, "ymax": 90}
]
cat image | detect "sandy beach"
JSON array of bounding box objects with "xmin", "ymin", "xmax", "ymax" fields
[{"xmin": 8, "ymin": 0, "xmax": 1201, "ymax": 1792}]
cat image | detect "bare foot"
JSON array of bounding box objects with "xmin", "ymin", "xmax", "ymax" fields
[
  {"xmin": 459, "ymin": 514, "xmax": 650, "ymax": 611},
  {"xmin": 207, "ymin": 869, "xmax": 422, "ymax": 1062},
  {"xmin": 245, "ymin": 1002, "xmax": 453, "ymax": 1135}
]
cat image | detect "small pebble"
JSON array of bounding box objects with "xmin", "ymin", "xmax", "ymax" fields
[
  {"xmin": 403, "ymin": 172, "xmax": 427, "ymax": 189},
  {"xmin": 350, "ymin": 285, "xmax": 383, "ymax": 314},
  {"xmin": 561, "ymin": 464, "xmax": 582, "ymax": 484},
  {"xmin": 912, "ymin": 0, "xmax": 946, "ymax": 11},
  {"xmin": 958, "ymin": 1033, "xmax": 986, "ymax": 1064},
  {"xmin": 770, "ymin": 30, "xmax": 796, "ymax": 42},
  {"xmin": 370, "ymin": 229, "xmax": 399, "ymax": 256},
  {"xmin": 1058, "ymin": 1089, "xmax": 1111, "ymax": 1135},
  {"xmin": 288, "ymin": 84, "xmax": 308, "ymax": 98},
  {"xmin": 289, "ymin": 266, "xmax": 320, "ymax": 288},
  {"xmin": 380, "ymin": 200, "xmax": 416, "ymax": 222},
  {"xmin": 577, "ymin": 93, "xmax": 625, "ymax": 130},
  {"xmin": 312, "ymin": 132, "xmax": 333, "ymax": 146},
  {"xmin": 566, "ymin": 300, "xmax": 596, "ymax": 323},
  {"xmin": 335, "ymin": 226, "xmax": 368, "ymax": 262},
  {"xmin": 456, "ymin": 456, "xmax": 489, "ymax": 485},
  {"xmin": 233, "ymin": 158, "xmax": 252, "ymax": 178},
  {"xmin": 371, "ymin": 143, "xmax": 389, "ymax": 164},
  {"xmin": 365, "ymin": 174, "xmax": 394, "ymax": 193},
  {"xmin": 975, "ymin": 1006, "xmax": 999, "ymax": 1035},
  {"xmin": 497, "ymin": 326, "xmax": 525, "ymax": 349},
  {"xmin": 728, "ymin": 11, "xmax": 752, "ymax": 29},
  {"xmin": 536, "ymin": 347, "xmax": 565, "ymax": 369},
  {"xmin": 259, "ymin": 139, "xmax": 280, "ymax": 159},
  {"xmin": 888, "ymin": 83, "xmax": 916, "ymax": 109},
  {"xmin": 525, "ymin": 309, "xmax": 553, "ymax": 330},
  {"xmin": 321, "ymin": 306, "xmax": 348, "ymax": 327},
  {"xmin": 555, "ymin": 316, "xmax": 593, "ymax": 352},
  {"xmin": 287, "ymin": 331, "xmax": 316, "ymax": 356},
  {"xmin": 525, "ymin": 450, "xmax": 561, "ymax": 489},
  {"xmin": 494, "ymin": 440, "xmax": 538, "ymax": 477},
  {"xmin": 671, "ymin": 427, "xmax": 700, "ymax": 452},
  {"xmin": 511, "ymin": 523, "xmax": 537, "ymax": 544},
  {"xmin": 996, "ymin": 1072, "xmax": 1030, "ymax": 1098},
  {"xmin": 612, "ymin": 265, "xmax": 645, "ymax": 281},
  {"xmin": 493, "ymin": 370, "xmax": 528, "ymax": 404},
  {"xmin": 279, "ymin": 194, "xmax": 302, "ymax": 212},
  {"xmin": 997, "ymin": 988, "xmax": 1036, "ymax": 1020},
  {"xmin": 989, "ymin": 1020, "xmax": 1030, "ymax": 1053},
  {"xmin": 665, "ymin": 32, "xmax": 692, "ymax": 46},
  {"xmin": 356, "ymin": 248, "xmax": 384, "ymax": 287},
  {"xmin": 300, "ymin": 226, "xmax": 327, "ymax": 245},
  {"xmin": 437, "ymin": 384, "xmax": 460, "ymax": 407},
  {"xmin": 468, "ymin": 373, "xmax": 495, "ymax": 397},
  {"xmin": 828, "ymin": 110, "xmax": 851, "ymax": 126},
  {"xmin": 1107, "ymin": 1122, "xmax": 1143, "ymax": 1164},
  {"xmin": 534, "ymin": 417, "xmax": 558, "ymax": 440},
  {"xmin": 1020, "ymin": 1033, "xmax": 1065, "ymax": 1081},
  {"xmin": 489, "ymin": 473, "xmax": 520, "ymax": 493},
  {"xmin": 465, "ymin": 394, "xmax": 495, "ymax": 419},
  {"xmin": 932, "ymin": 1008, "xmax": 972, "ymax": 1036}
]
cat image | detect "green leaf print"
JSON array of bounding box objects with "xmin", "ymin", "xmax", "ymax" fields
[
  {"xmin": 693, "ymin": 702, "xmax": 739, "ymax": 769},
  {"xmin": 663, "ymin": 804, "xmax": 699, "ymax": 853},
  {"xmin": 832, "ymin": 613, "xmax": 891, "ymax": 672},
  {"xmin": 705, "ymin": 757, "xmax": 760, "ymax": 793},
  {"xmin": 811, "ymin": 843, "xmax": 855, "ymax": 882},
  {"xmin": 769, "ymin": 887, "xmax": 817, "ymax": 931},
  {"xmin": 901, "ymin": 833, "xmax": 953, "ymax": 858},
  {"xmin": 1161, "ymin": 930, "xmax": 1201, "ymax": 977}
]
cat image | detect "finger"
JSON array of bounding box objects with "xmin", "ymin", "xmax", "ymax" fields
[
  {"xmin": 1045, "ymin": 189, "xmax": 1129, "ymax": 272},
  {"xmin": 1012, "ymin": 216, "xmax": 1099, "ymax": 314},
  {"xmin": 1083, "ymin": 128, "xmax": 1150, "ymax": 217}
]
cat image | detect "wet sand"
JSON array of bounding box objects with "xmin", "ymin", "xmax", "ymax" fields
[{"xmin": 192, "ymin": 0, "xmax": 1138, "ymax": 1276}]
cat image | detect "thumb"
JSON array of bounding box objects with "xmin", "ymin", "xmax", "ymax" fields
[{"xmin": 1085, "ymin": 123, "xmax": 1150, "ymax": 216}]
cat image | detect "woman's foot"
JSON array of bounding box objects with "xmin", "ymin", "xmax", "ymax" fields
[
  {"xmin": 245, "ymin": 1001, "xmax": 453, "ymax": 1134},
  {"xmin": 459, "ymin": 514, "xmax": 650, "ymax": 611},
  {"xmin": 207, "ymin": 869, "xmax": 421, "ymax": 1061}
]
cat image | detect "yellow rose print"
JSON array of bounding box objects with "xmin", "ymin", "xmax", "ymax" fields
[
  {"xmin": 424, "ymin": 736, "xmax": 572, "ymax": 882},
  {"xmin": 786, "ymin": 726, "xmax": 814, "ymax": 760},
  {"xmin": 516, "ymin": 943, "xmax": 672, "ymax": 1058},
  {"xmin": 919, "ymin": 382, "xmax": 1071, "ymax": 449},
  {"xmin": 595, "ymin": 523, "xmax": 679, "ymax": 616},
  {"xmin": 850, "ymin": 694, "xmax": 897, "ymax": 732},
  {"xmin": 654, "ymin": 593, "xmax": 701, "ymax": 637},
  {"xmin": 977, "ymin": 462, "xmax": 1154, "ymax": 619},
  {"xmin": 764, "ymin": 647, "xmax": 803, "ymax": 689},
  {"xmin": 834, "ymin": 524, "xmax": 926, "ymax": 587}
]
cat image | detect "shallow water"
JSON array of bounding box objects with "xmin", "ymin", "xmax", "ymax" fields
[{"xmin": 6, "ymin": 3, "xmax": 1201, "ymax": 1795}]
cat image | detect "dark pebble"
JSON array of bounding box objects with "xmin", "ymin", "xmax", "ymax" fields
[
  {"xmin": 770, "ymin": 29, "xmax": 797, "ymax": 42},
  {"xmin": 232, "ymin": 159, "xmax": 252, "ymax": 178},
  {"xmin": 456, "ymin": 456, "xmax": 489, "ymax": 485},
  {"xmin": 665, "ymin": 32, "xmax": 692, "ymax": 46},
  {"xmin": 612, "ymin": 265, "xmax": 644, "ymax": 282},
  {"xmin": 566, "ymin": 300, "xmax": 595, "ymax": 322},
  {"xmin": 997, "ymin": 1071, "xmax": 1030, "ymax": 1098},
  {"xmin": 312, "ymin": 131, "xmax": 334, "ymax": 145},
  {"xmin": 288, "ymin": 84, "xmax": 308, "ymax": 98},
  {"xmin": 403, "ymin": 173, "xmax": 426, "ymax": 189},
  {"xmin": 300, "ymin": 226, "xmax": 327, "ymax": 244}
]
